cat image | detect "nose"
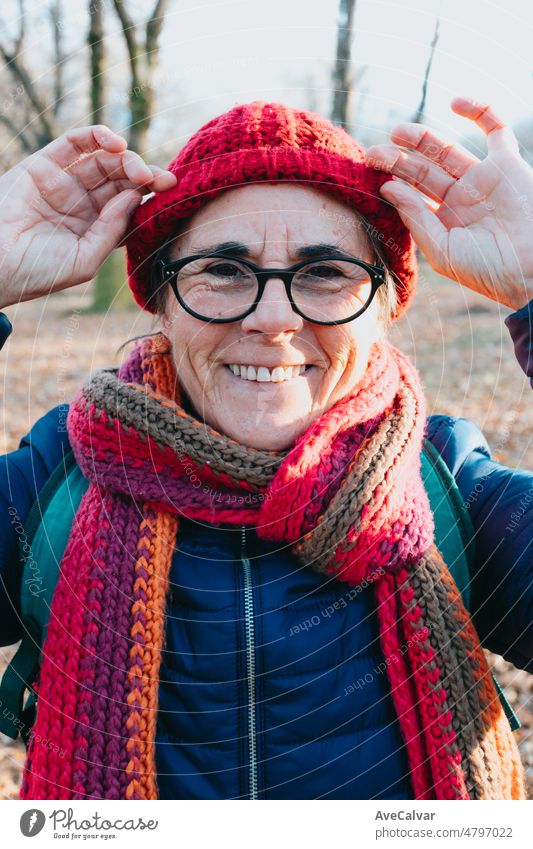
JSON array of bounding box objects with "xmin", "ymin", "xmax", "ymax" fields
[{"xmin": 240, "ymin": 276, "xmax": 304, "ymax": 335}]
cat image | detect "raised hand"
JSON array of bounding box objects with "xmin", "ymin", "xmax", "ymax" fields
[
  {"xmin": 0, "ymin": 125, "xmax": 177, "ymax": 309},
  {"xmin": 366, "ymin": 97, "xmax": 533, "ymax": 311}
]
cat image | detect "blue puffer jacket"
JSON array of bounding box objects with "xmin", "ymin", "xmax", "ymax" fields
[{"xmin": 0, "ymin": 303, "xmax": 532, "ymax": 800}]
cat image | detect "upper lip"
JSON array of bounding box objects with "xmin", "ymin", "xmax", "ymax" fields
[{"xmin": 224, "ymin": 361, "xmax": 310, "ymax": 368}]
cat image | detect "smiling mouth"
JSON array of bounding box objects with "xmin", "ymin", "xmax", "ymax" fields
[{"xmin": 224, "ymin": 363, "xmax": 313, "ymax": 383}]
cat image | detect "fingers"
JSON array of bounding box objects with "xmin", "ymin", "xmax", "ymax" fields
[
  {"xmin": 367, "ymin": 96, "xmax": 520, "ymax": 203},
  {"xmin": 450, "ymin": 96, "xmax": 520, "ymax": 155},
  {"xmin": 36, "ymin": 125, "xmax": 177, "ymax": 198},
  {"xmin": 145, "ymin": 163, "xmax": 178, "ymax": 191},
  {"xmin": 88, "ymin": 178, "xmax": 143, "ymax": 214},
  {"xmin": 41, "ymin": 124, "xmax": 128, "ymax": 170},
  {"xmin": 450, "ymin": 97, "xmax": 504, "ymax": 134},
  {"xmin": 88, "ymin": 164, "xmax": 175, "ymax": 212},
  {"xmin": 109, "ymin": 148, "xmax": 156, "ymax": 184},
  {"xmin": 365, "ymin": 145, "xmax": 457, "ymax": 203},
  {"xmin": 75, "ymin": 188, "xmax": 143, "ymax": 279},
  {"xmin": 63, "ymin": 148, "xmax": 177, "ymax": 199},
  {"xmin": 114, "ymin": 153, "xmax": 177, "ymax": 191},
  {"xmin": 368, "ymin": 124, "xmax": 478, "ymax": 183},
  {"xmin": 378, "ymin": 179, "xmax": 449, "ymax": 270}
]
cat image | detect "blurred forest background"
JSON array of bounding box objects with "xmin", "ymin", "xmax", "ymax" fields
[{"xmin": 0, "ymin": 0, "xmax": 531, "ymax": 798}]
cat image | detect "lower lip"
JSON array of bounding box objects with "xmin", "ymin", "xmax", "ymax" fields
[{"xmin": 224, "ymin": 364, "xmax": 313, "ymax": 384}]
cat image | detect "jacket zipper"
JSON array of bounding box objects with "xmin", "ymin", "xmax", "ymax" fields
[{"xmin": 240, "ymin": 525, "xmax": 258, "ymax": 799}]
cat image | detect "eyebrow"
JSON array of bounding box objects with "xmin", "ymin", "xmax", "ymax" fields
[{"xmin": 186, "ymin": 241, "xmax": 359, "ymax": 261}]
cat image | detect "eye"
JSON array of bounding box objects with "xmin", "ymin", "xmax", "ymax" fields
[
  {"xmin": 305, "ymin": 263, "xmax": 346, "ymax": 279},
  {"xmin": 207, "ymin": 261, "xmax": 245, "ymax": 278}
]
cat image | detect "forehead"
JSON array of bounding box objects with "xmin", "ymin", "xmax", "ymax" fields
[{"xmin": 168, "ymin": 183, "xmax": 371, "ymax": 256}]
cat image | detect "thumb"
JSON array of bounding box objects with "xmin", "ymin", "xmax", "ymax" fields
[
  {"xmin": 379, "ymin": 179, "xmax": 448, "ymax": 268},
  {"xmin": 75, "ymin": 189, "xmax": 143, "ymax": 278}
]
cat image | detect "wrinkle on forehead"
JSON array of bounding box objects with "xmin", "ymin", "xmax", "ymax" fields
[{"xmin": 170, "ymin": 183, "xmax": 372, "ymax": 262}]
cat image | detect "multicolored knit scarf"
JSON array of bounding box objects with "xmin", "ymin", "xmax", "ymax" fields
[{"xmin": 20, "ymin": 332, "xmax": 526, "ymax": 800}]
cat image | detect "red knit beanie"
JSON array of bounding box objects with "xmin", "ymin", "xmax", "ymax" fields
[{"xmin": 124, "ymin": 101, "xmax": 417, "ymax": 319}]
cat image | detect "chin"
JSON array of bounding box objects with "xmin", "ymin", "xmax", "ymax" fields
[{"xmin": 220, "ymin": 415, "xmax": 311, "ymax": 451}]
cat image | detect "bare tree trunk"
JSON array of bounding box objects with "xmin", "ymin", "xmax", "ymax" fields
[
  {"xmin": 87, "ymin": 0, "xmax": 131, "ymax": 313},
  {"xmin": 413, "ymin": 17, "xmax": 440, "ymax": 124},
  {"xmin": 331, "ymin": 0, "xmax": 357, "ymax": 128},
  {"xmin": 111, "ymin": 0, "xmax": 168, "ymax": 156},
  {"xmin": 88, "ymin": 0, "xmax": 105, "ymax": 124},
  {"xmin": 88, "ymin": 0, "xmax": 170, "ymax": 312}
]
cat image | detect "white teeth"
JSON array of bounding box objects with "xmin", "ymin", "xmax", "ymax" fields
[{"xmin": 227, "ymin": 364, "xmax": 309, "ymax": 382}]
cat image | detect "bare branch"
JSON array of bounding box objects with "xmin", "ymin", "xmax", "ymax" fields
[
  {"xmin": 0, "ymin": 42, "xmax": 55, "ymax": 143},
  {"xmin": 0, "ymin": 112, "xmax": 34, "ymax": 152},
  {"xmin": 15, "ymin": 0, "xmax": 26, "ymax": 54},
  {"xmin": 112, "ymin": 0, "xmax": 139, "ymax": 84},
  {"xmin": 0, "ymin": 0, "xmax": 60, "ymax": 144},
  {"xmin": 145, "ymin": 0, "xmax": 168, "ymax": 67},
  {"xmin": 111, "ymin": 0, "xmax": 172, "ymax": 155},
  {"xmin": 49, "ymin": 0, "xmax": 66, "ymax": 119},
  {"xmin": 331, "ymin": 0, "xmax": 357, "ymax": 129},
  {"xmin": 413, "ymin": 17, "xmax": 440, "ymax": 124}
]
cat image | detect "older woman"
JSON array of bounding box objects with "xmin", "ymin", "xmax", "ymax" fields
[{"xmin": 0, "ymin": 98, "xmax": 531, "ymax": 801}]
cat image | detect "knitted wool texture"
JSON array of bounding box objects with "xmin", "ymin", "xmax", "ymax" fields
[
  {"xmin": 124, "ymin": 100, "xmax": 417, "ymax": 319},
  {"xmin": 20, "ymin": 332, "xmax": 526, "ymax": 800}
]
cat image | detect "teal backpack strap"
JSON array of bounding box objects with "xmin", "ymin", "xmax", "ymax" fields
[
  {"xmin": 0, "ymin": 448, "xmax": 89, "ymax": 743},
  {"xmin": 421, "ymin": 438, "xmax": 521, "ymax": 732},
  {"xmin": 421, "ymin": 438, "xmax": 474, "ymax": 609}
]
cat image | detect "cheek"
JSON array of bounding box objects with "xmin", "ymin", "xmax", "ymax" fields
[
  {"xmin": 317, "ymin": 328, "xmax": 367, "ymax": 371},
  {"xmin": 166, "ymin": 317, "xmax": 214, "ymax": 382},
  {"xmin": 316, "ymin": 314, "xmax": 382, "ymax": 378}
]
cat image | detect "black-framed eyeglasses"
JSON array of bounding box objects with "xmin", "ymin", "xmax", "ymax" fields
[{"xmin": 153, "ymin": 251, "xmax": 386, "ymax": 325}]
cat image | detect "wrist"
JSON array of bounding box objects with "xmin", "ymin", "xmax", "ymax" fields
[{"xmin": 506, "ymin": 282, "xmax": 533, "ymax": 312}]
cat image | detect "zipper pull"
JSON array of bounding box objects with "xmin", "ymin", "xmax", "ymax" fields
[{"xmin": 240, "ymin": 525, "xmax": 251, "ymax": 566}]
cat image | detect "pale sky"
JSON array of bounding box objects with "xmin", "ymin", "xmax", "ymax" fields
[{"xmin": 2, "ymin": 0, "xmax": 533, "ymax": 160}]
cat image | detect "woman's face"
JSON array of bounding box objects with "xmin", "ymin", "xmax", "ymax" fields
[{"xmin": 161, "ymin": 183, "xmax": 385, "ymax": 450}]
